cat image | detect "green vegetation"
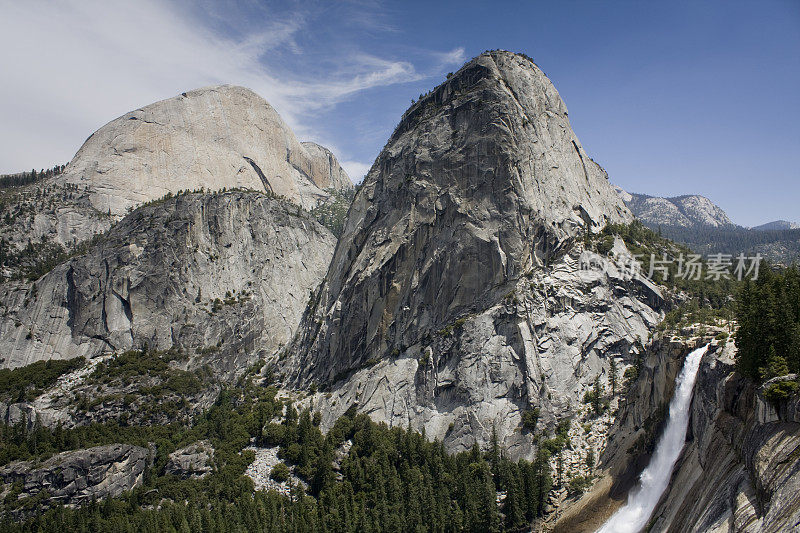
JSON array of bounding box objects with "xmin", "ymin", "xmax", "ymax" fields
[
  {"xmin": 609, "ymin": 357, "xmax": 618, "ymax": 395},
  {"xmin": 583, "ymin": 377, "xmax": 607, "ymax": 415},
  {"xmin": 310, "ymin": 188, "xmax": 355, "ymax": 237},
  {"xmin": 521, "ymin": 408, "xmax": 540, "ymax": 432},
  {"xmin": 654, "ymin": 224, "xmax": 800, "ymax": 266},
  {"xmin": 622, "ymin": 352, "xmax": 644, "ymax": 392},
  {"xmin": 585, "ymin": 449, "xmax": 595, "ymax": 469},
  {"xmin": 0, "ymin": 232, "xmax": 105, "ymax": 282},
  {"xmin": 538, "ymin": 419, "xmax": 571, "ymax": 457},
  {"xmin": 593, "ymin": 221, "xmax": 742, "ymax": 332},
  {"xmin": 763, "ymin": 380, "xmax": 799, "ymax": 404},
  {"xmin": 437, "ymin": 315, "xmax": 472, "ymax": 337},
  {"xmin": 269, "ymin": 463, "xmax": 290, "ymax": 483},
  {"xmin": 735, "ymin": 265, "xmax": 800, "ymax": 380},
  {"xmin": 0, "ymin": 357, "xmax": 84, "ymax": 403},
  {"xmin": 567, "ymin": 475, "xmax": 592, "ymax": 496},
  {"xmin": 64, "ymin": 347, "xmax": 217, "ymax": 424},
  {"xmin": 2, "ymin": 363, "xmax": 563, "ymax": 531},
  {"xmin": 1, "ymin": 418, "xmax": 180, "ymax": 467},
  {"xmin": 418, "ymin": 350, "xmax": 430, "ymax": 366},
  {"xmin": 0, "ymin": 165, "xmax": 65, "ymax": 189},
  {"xmin": 734, "ymin": 265, "xmax": 800, "ymax": 404},
  {"xmin": 597, "ymin": 221, "xmax": 739, "ymax": 306},
  {"xmin": 88, "ymin": 347, "xmax": 204, "ymax": 397}
]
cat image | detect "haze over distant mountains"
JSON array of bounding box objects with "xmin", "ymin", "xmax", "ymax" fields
[
  {"xmin": 752, "ymin": 220, "xmax": 800, "ymax": 231},
  {"xmin": 614, "ymin": 187, "xmax": 800, "ymax": 263},
  {"xmin": 614, "ymin": 187, "xmax": 797, "ymax": 231},
  {"xmin": 614, "ymin": 188, "xmax": 732, "ymax": 228}
]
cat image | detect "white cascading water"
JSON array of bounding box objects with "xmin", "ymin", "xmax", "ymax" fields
[{"xmin": 596, "ymin": 344, "xmax": 709, "ymax": 533}]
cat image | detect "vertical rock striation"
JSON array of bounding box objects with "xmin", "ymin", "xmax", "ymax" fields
[
  {"xmin": 0, "ymin": 191, "xmax": 336, "ymax": 373},
  {"xmin": 648, "ymin": 346, "xmax": 800, "ymax": 533},
  {"xmin": 56, "ymin": 85, "xmax": 353, "ymax": 218},
  {"xmin": 286, "ymin": 51, "xmax": 660, "ymax": 456}
]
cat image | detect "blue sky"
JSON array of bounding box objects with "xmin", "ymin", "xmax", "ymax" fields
[{"xmin": 1, "ymin": 0, "xmax": 797, "ymax": 226}]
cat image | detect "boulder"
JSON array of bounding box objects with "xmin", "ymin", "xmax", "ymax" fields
[
  {"xmin": 0, "ymin": 444, "xmax": 148, "ymax": 507},
  {"xmin": 164, "ymin": 440, "xmax": 214, "ymax": 479}
]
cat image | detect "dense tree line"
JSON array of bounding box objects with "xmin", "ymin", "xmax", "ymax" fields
[
  {"xmin": 0, "ymin": 165, "xmax": 65, "ymax": 189},
  {"xmin": 595, "ymin": 221, "xmax": 740, "ymax": 311},
  {"xmin": 2, "ymin": 369, "xmax": 562, "ymax": 532},
  {"xmin": 0, "ymin": 357, "xmax": 85, "ymax": 403},
  {"xmin": 735, "ymin": 265, "xmax": 800, "ymax": 392},
  {"xmin": 652, "ymin": 224, "xmax": 800, "ymax": 265}
]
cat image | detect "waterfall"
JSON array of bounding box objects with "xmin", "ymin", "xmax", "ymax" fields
[{"xmin": 597, "ymin": 344, "xmax": 709, "ymax": 533}]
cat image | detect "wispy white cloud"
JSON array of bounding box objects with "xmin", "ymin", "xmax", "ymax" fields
[
  {"xmin": 434, "ymin": 47, "xmax": 467, "ymax": 69},
  {"xmin": 0, "ymin": 0, "xmax": 462, "ymax": 172},
  {"xmin": 340, "ymin": 160, "xmax": 373, "ymax": 183}
]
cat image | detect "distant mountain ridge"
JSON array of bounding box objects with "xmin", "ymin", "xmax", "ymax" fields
[
  {"xmin": 55, "ymin": 85, "xmax": 353, "ymax": 218},
  {"xmin": 753, "ymin": 220, "xmax": 799, "ymax": 231},
  {"xmin": 614, "ymin": 187, "xmax": 733, "ymax": 228},
  {"xmin": 614, "ymin": 186, "xmax": 800, "ymax": 263},
  {"xmin": 614, "ymin": 186, "xmax": 797, "ymax": 232}
]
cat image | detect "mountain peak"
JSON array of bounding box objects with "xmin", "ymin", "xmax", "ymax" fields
[
  {"xmin": 752, "ymin": 219, "xmax": 799, "ymax": 231},
  {"xmin": 288, "ymin": 49, "xmax": 631, "ymax": 390},
  {"xmin": 616, "ymin": 188, "xmax": 733, "ymax": 228},
  {"xmin": 396, "ymin": 50, "xmax": 564, "ymax": 139},
  {"xmin": 56, "ymin": 85, "xmax": 351, "ymax": 217}
]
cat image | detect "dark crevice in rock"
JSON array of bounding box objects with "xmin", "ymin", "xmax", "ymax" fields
[
  {"xmin": 242, "ymin": 156, "xmax": 273, "ymax": 194},
  {"xmin": 572, "ymin": 140, "xmax": 591, "ymax": 185}
]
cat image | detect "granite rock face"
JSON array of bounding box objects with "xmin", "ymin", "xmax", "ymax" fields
[
  {"xmin": 752, "ymin": 220, "xmax": 800, "ymax": 231},
  {"xmin": 598, "ymin": 335, "xmax": 704, "ymax": 479},
  {"xmin": 0, "ymin": 181, "xmax": 112, "ymax": 256},
  {"xmin": 648, "ymin": 346, "xmax": 800, "ymax": 533},
  {"xmin": 554, "ymin": 336, "xmax": 800, "ymax": 533},
  {"xmin": 0, "ymin": 191, "xmax": 336, "ymax": 373},
  {"xmin": 285, "ymin": 51, "xmax": 658, "ymax": 456},
  {"xmin": 164, "ymin": 440, "xmax": 214, "ymax": 479},
  {"xmin": 0, "ymin": 444, "xmax": 148, "ymax": 508},
  {"xmin": 300, "ymin": 142, "xmax": 354, "ymax": 192},
  {"xmin": 551, "ymin": 333, "xmax": 727, "ymax": 532},
  {"xmin": 616, "ymin": 187, "xmax": 734, "ymax": 228},
  {"xmin": 305, "ymin": 245, "xmax": 661, "ymax": 458},
  {"xmin": 0, "ymin": 85, "xmax": 351, "ymax": 257},
  {"xmin": 56, "ymin": 85, "xmax": 352, "ymax": 218}
]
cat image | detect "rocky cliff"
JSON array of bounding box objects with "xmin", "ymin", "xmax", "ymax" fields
[
  {"xmin": 553, "ymin": 333, "xmax": 717, "ymax": 532},
  {"xmin": 57, "ymin": 85, "xmax": 352, "ymax": 217},
  {"xmin": 300, "ymin": 142, "xmax": 354, "ymax": 192},
  {"xmin": 648, "ymin": 347, "xmax": 800, "ymax": 532},
  {"xmin": 0, "ymin": 444, "xmax": 148, "ymax": 511},
  {"xmin": 0, "ymin": 86, "xmax": 352, "ymax": 265},
  {"xmin": 552, "ymin": 330, "xmax": 800, "ymax": 533},
  {"xmin": 0, "ymin": 191, "xmax": 336, "ymax": 372},
  {"xmin": 284, "ymin": 50, "xmax": 661, "ymax": 456},
  {"xmin": 616, "ymin": 187, "xmax": 733, "ymax": 229}
]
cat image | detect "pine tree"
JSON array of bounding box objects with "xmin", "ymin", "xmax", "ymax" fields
[
  {"xmin": 502, "ymin": 476, "xmax": 524, "ymax": 530},
  {"xmin": 556, "ymin": 452, "xmax": 564, "ymax": 487},
  {"xmin": 760, "ymin": 346, "xmax": 790, "ymax": 380},
  {"xmin": 489, "ymin": 424, "xmax": 500, "ymax": 477},
  {"xmin": 310, "ymin": 440, "xmax": 334, "ymax": 496}
]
